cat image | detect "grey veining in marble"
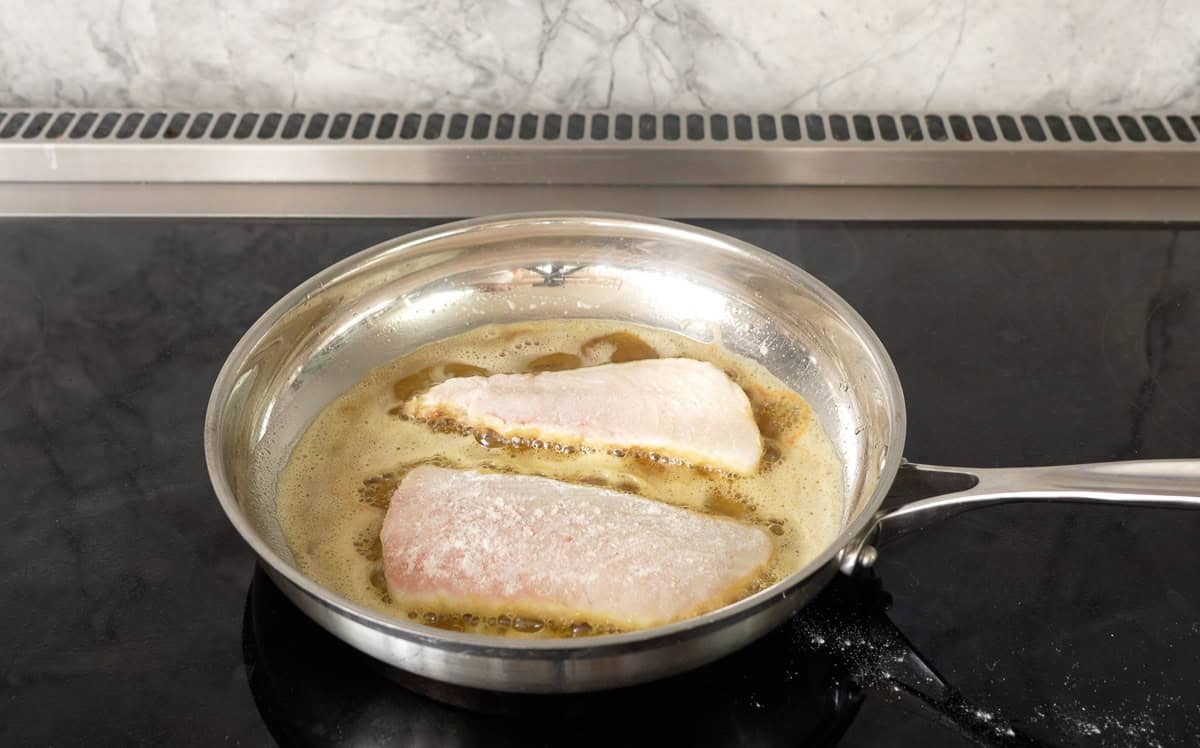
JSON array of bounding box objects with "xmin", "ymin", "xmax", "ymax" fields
[{"xmin": 1, "ymin": 0, "xmax": 1198, "ymax": 112}]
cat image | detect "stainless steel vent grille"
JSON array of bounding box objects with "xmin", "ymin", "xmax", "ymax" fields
[
  {"xmin": 3, "ymin": 107, "xmax": 1200, "ymax": 221},
  {"xmin": 1, "ymin": 108, "xmax": 1197, "ymax": 145}
]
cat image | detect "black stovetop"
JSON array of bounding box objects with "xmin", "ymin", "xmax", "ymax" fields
[{"xmin": 2, "ymin": 219, "xmax": 1198, "ymax": 747}]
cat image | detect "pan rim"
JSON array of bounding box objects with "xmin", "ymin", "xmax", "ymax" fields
[{"xmin": 204, "ymin": 211, "xmax": 907, "ymax": 656}]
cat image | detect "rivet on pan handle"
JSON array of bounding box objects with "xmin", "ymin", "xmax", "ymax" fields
[{"xmin": 841, "ymin": 459, "xmax": 1200, "ymax": 575}]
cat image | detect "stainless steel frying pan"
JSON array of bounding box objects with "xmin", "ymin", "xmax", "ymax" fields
[{"xmin": 204, "ymin": 213, "xmax": 1200, "ymax": 693}]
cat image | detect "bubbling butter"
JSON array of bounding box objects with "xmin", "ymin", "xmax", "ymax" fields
[{"xmin": 275, "ymin": 320, "xmax": 845, "ymax": 638}]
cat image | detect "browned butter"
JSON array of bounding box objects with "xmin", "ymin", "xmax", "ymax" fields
[{"xmin": 276, "ymin": 320, "xmax": 845, "ymax": 638}]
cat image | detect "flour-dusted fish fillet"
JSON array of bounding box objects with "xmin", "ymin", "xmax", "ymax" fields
[
  {"xmin": 403, "ymin": 358, "xmax": 763, "ymax": 474},
  {"xmin": 381, "ymin": 466, "xmax": 773, "ymax": 629}
]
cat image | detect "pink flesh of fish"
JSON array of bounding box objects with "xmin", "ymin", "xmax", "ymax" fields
[
  {"xmin": 380, "ymin": 466, "xmax": 773, "ymax": 629},
  {"xmin": 403, "ymin": 358, "xmax": 763, "ymax": 474}
]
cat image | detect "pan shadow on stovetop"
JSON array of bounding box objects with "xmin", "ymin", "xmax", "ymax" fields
[{"xmin": 242, "ymin": 567, "xmax": 1046, "ymax": 748}]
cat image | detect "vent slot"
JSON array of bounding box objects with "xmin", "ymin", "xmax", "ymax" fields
[
  {"xmin": 186, "ymin": 113, "xmax": 212, "ymax": 139},
  {"xmin": 542, "ymin": 113, "xmax": 561, "ymax": 140},
  {"xmin": 566, "ymin": 114, "xmax": 586, "ymax": 140},
  {"xmin": 164, "ymin": 112, "xmax": 189, "ymax": 139},
  {"xmin": 69, "ymin": 112, "xmax": 97, "ymax": 138},
  {"xmin": 753, "ymin": 114, "xmax": 773, "ymax": 141},
  {"xmin": 805, "ymin": 114, "xmax": 826, "ymax": 141},
  {"xmin": 22, "ymin": 112, "xmax": 52, "ymax": 139},
  {"xmin": 326, "ymin": 113, "xmax": 351, "ymax": 139},
  {"xmin": 850, "ymin": 115, "xmax": 872, "ymax": 141},
  {"xmin": 1118, "ymin": 115, "xmax": 1146, "ymax": 142},
  {"xmin": 304, "ymin": 112, "xmax": 329, "ymax": 139},
  {"xmin": 1045, "ymin": 115, "xmax": 1070, "ymax": 142},
  {"xmin": 1142, "ymin": 115, "xmax": 1170, "ymax": 143},
  {"xmin": 710, "ymin": 114, "xmax": 729, "ymax": 141},
  {"xmin": 281, "ymin": 113, "xmax": 305, "ymax": 139},
  {"xmin": 996, "ymin": 115, "xmax": 1020, "ymax": 142},
  {"xmin": 116, "ymin": 112, "xmax": 144, "ymax": 139},
  {"xmin": 518, "ymin": 113, "xmax": 538, "ymax": 140},
  {"xmin": 781, "ymin": 114, "xmax": 802, "ymax": 141},
  {"xmin": 139, "ymin": 112, "xmax": 165, "ymax": 139},
  {"xmin": 495, "ymin": 113, "xmax": 515, "ymax": 140},
  {"xmin": 234, "ymin": 113, "xmax": 259, "ymax": 139},
  {"xmin": 400, "ymin": 113, "xmax": 421, "ymax": 139},
  {"xmin": 471, "ymin": 113, "xmax": 493, "ymax": 140},
  {"xmin": 734, "ymin": 114, "xmax": 753, "ymax": 141},
  {"xmin": 924, "ymin": 115, "xmax": 947, "ymax": 142},
  {"xmin": 1021, "ymin": 115, "xmax": 1047, "ymax": 142},
  {"xmin": 639, "ymin": 114, "xmax": 657, "ymax": 141},
  {"xmin": 46, "ymin": 112, "xmax": 75, "ymax": 139},
  {"xmin": 948, "ymin": 115, "xmax": 971, "ymax": 141},
  {"xmin": 589, "ymin": 114, "xmax": 607, "ymax": 140},
  {"xmin": 829, "ymin": 115, "xmax": 850, "ymax": 141},
  {"xmin": 973, "ymin": 115, "xmax": 997, "ymax": 142},
  {"xmin": 423, "ymin": 113, "xmax": 445, "ymax": 140},
  {"xmin": 663, "ymin": 114, "xmax": 681, "ymax": 141},
  {"xmin": 1069, "ymin": 115, "xmax": 1095, "ymax": 142},
  {"xmin": 901, "ymin": 115, "xmax": 922, "ymax": 142},
  {"xmin": 614, "ymin": 114, "xmax": 633, "ymax": 141},
  {"xmin": 352, "ymin": 113, "xmax": 375, "ymax": 139},
  {"xmin": 876, "ymin": 115, "xmax": 899, "ymax": 142},
  {"xmin": 377, "ymin": 113, "xmax": 398, "ymax": 139},
  {"xmin": 210, "ymin": 113, "xmax": 236, "ymax": 139},
  {"xmin": 258, "ymin": 113, "xmax": 282, "ymax": 139},
  {"xmin": 1094, "ymin": 116, "xmax": 1120, "ymax": 142},
  {"xmin": 2, "ymin": 112, "xmax": 30, "ymax": 138},
  {"xmin": 1168, "ymin": 116, "xmax": 1195, "ymax": 142}
]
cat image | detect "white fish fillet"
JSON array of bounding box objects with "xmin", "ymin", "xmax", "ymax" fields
[
  {"xmin": 403, "ymin": 358, "xmax": 763, "ymax": 474},
  {"xmin": 381, "ymin": 466, "xmax": 773, "ymax": 629}
]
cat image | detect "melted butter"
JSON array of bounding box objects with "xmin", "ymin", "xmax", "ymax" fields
[
  {"xmin": 275, "ymin": 320, "xmax": 845, "ymax": 638},
  {"xmin": 580, "ymin": 331, "xmax": 659, "ymax": 363},
  {"xmin": 527, "ymin": 352, "xmax": 582, "ymax": 372}
]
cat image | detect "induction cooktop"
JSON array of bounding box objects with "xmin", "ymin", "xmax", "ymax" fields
[{"xmin": 1, "ymin": 107, "xmax": 1198, "ymax": 747}]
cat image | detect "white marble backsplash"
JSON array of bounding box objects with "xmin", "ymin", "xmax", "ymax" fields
[{"xmin": 2, "ymin": 0, "xmax": 1197, "ymax": 112}]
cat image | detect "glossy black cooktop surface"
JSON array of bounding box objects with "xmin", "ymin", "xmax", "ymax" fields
[{"xmin": 2, "ymin": 219, "xmax": 1198, "ymax": 747}]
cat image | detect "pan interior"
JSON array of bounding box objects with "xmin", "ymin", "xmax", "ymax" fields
[{"xmin": 208, "ymin": 215, "xmax": 905, "ymax": 641}]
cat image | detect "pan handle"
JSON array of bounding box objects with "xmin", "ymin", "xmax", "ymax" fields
[{"xmin": 840, "ymin": 459, "xmax": 1200, "ymax": 574}]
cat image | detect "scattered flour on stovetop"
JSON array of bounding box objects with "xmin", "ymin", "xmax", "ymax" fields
[
  {"xmin": 790, "ymin": 597, "xmax": 1193, "ymax": 747},
  {"xmin": 1026, "ymin": 692, "xmax": 1194, "ymax": 747}
]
